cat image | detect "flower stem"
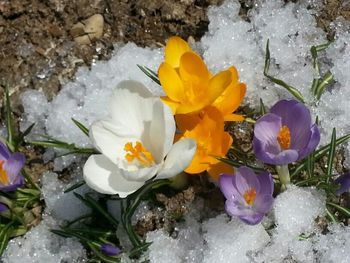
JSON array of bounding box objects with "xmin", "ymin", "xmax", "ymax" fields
[{"xmin": 276, "ymin": 165, "xmax": 290, "ymax": 189}]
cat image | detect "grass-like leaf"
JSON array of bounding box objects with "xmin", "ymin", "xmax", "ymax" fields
[
  {"xmin": 64, "ymin": 181, "xmax": 86, "ymax": 193},
  {"xmin": 0, "ymin": 222, "xmax": 13, "ymax": 256},
  {"xmin": 72, "ymin": 118, "xmax": 89, "ymax": 137},
  {"xmin": 291, "ymin": 133, "xmax": 350, "ymax": 178},
  {"xmin": 4, "ymin": 86, "xmax": 15, "ymax": 151},
  {"xmin": 137, "ymin": 65, "xmax": 161, "ymax": 85},
  {"xmin": 315, "ymin": 71, "xmax": 334, "ymax": 100},
  {"xmin": 327, "ymin": 202, "xmax": 350, "ymax": 218},
  {"xmin": 218, "ymin": 157, "xmax": 265, "ymax": 172},
  {"xmin": 73, "ymin": 193, "xmax": 119, "ymax": 229},
  {"xmin": 259, "ymin": 98, "xmax": 266, "ymax": 115},
  {"xmin": 264, "ymin": 40, "xmax": 305, "ymax": 103},
  {"xmin": 326, "ymin": 128, "xmax": 337, "ymax": 183}
]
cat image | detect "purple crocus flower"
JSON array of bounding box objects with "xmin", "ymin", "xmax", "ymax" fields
[
  {"xmin": 334, "ymin": 173, "xmax": 350, "ymax": 195},
  {"xmin": 219, "ymin": 166, "xmax": 274, "ymax": 225},
  {"xmin": 0, "ymin": 203, "xmax": 8, "ymax": 212},
  {"xmin": 0, "ymin": 142, "xmax": 25, "ymax": 192},
  {"xmin": 100, "ymin": 244, "xmax": 121, "ymax": 256},
  {"xmin": 253, "ymin": 99, "xmax": 320, "ymax": 165}
]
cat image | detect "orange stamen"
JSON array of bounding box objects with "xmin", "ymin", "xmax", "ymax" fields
[
  {"xmin": 123, "ymin": 141, "xmax": 155, "ymax": 167},
  {"xmin": 243, "ymin": 188, "xmax": 257, "ymax": 206},
  {"xmin": 277, "ymin": 125, "xmax": 291, "ymax": 150},
  {"xmin": 0, "ymin": 160, "xmax": 9, "ymax": 185}
]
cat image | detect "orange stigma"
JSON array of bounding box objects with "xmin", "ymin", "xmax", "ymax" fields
[
  {"xmin": 277, "ymin": 125, "xmax": 291, "ymax": 150},
  {"xmin": 243, "ymin": 188, "xmax": 257, "ymax": 206},
  {"xmin": 124, "ymin": 141, "xmax": 155, "ymax": 167},
  {"xmin": 0, "ymin": 160, "xmax": 9, "ymax": 186}
]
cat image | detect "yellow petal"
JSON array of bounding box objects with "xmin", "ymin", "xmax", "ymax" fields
[
  {"xmin": 207, "ymin": 160, "xmax": 234, "ymax": 181},
  {"xmin": 224, "ymin": 114, "xmax": 245, "ymax": 122},
  {"xmin": 158, "ymin": 62, "xmax": 185, "ymax": 102},
  {"xmin": 212, "ymin": 67, "xmax": 246, "ymax": 116},
  {"xmin": 165, "ymin": 36, "xmax": 191, "ymax": 68},
  {"xmin": 179, "ymin": 52, "xmax": 210, "ymax": 82},
  {"xmin": 160, "ymin": 96, "xmax": 180, "ymax": 114},
  {"xmin": 207, "ymin": 70, "xmax": 232, "ymax": 106}
]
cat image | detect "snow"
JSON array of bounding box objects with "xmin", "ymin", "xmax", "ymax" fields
[{"xmin": 8, "ymin": 0, "xmax": 350, "ymax": 262}]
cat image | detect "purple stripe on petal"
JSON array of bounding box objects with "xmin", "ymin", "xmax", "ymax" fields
[
  {"xmin": 256, "ymin": 172, "xmax": 273, "ymax": 196},
  {"xmin": 254, "ymin": 113, "xmax": 282, "ymax": 145},
  {"xmin": 0, "ymin": 142, "xmax": 10, "ymax": 160},
  {"xmin": 236, "ymin": 167, "xmax": 261, "ymax": 194},
  {"xmin": 253, "ymin": 194, "xmax": 274, "ymax": 214},
  {"xmin": 0, "ymin": 203, "xmax": 8, "ymax": 212},
  {"xmin": 272, "ymin": 149, "xmax": 299, "ymax": 165},
  {"xmin": 270, "ymin": 100, "xmax": 299, "ymax": 119},
  {"xmin": 283, "ymin": 103, "xmax": 312, "ymax": 150},
  {"xmin": 335, "ymin": 173, "xmax": 350, "ymax": 195},
  {"xmin": 0, "ymin": 175, "xmax": 24, "ymax": 192},
  {"xmin": 101, "ymin": 244, "xmax": 121, "ymax": 256},
  {"xmin": 219, "ymin": 174, "xmax": 235, "ymax": 200},
  {"xmin": 4, "ymin": 153, "xmax": 26, "ymax": 181},
  {"xmin": 298, "ymin": 124, "xmax": 320, "ymax": 161}
]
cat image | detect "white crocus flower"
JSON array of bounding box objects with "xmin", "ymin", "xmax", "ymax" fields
[{"xmin": 83, "ymin": 80, "xmax": 196, "ymax": 197}]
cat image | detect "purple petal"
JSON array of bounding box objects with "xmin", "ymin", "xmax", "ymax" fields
[
  {"xmin": 0, "ymin": 203, "xmax": 8, "ymax": 212},
  {"xmin": 256, "ymin": 171, "xmax": 274, "ymax": 196},
  {"xmin": 298, "ymin": 124, "xmax": 320, "ymax": 161},
  {"xmin": 253, "ymin": 194, "xmax": 274, "ymax": 214},
  {"xmin": 335, "ymin": 173, "xmax": 350, "ymax": 195},
  {"xmin": 272, "ymin": 149, "xmax": 299, "ymax": 165},
  {"xmin": 270, "ymin": 99, "xmax": 299, "ymax": 119},
  {"xmin": 235, "ymin": 167, "xmax": 261, "ymax": 195},
  {"xmin": 0, "ymin": 175, "xmax": 24, "ymax": 192},
  {"xmin": 254, "ymin": 136, "xmax": 298, "ymax": 165},
  {"xmin": 219, "ymin": 174, "xmax": 235, "ymax": 200},
  {"xmin": 0, "ymin": 142, "xmax": 10, "ymax": 160},
  {"xmin": 239, "ymin": 213, "xmax": 264, "ymax": 225},
  {"xmin": 101, "ymin": 244, "xmax": 121, "ymax": 256},
  {"xmin": 4, "ymin": 153, "xmax": 25, "ymax": 181},
  {"xmin": 254, "ymin": 113, "xmax": 282, "ymax": 149},
  {"xmin": 284, "ymin": 103, "xmax": 312, "ymax": 150}
]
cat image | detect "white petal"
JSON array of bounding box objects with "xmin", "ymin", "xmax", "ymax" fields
[
  {"xmin": 157, "ymin": 138, "xmax": 197, "ymax": 179},
  {"xmin": 83, "ymin": 154, "xmax": 144, "ymax": 197},
  {"xmin": 148, "ymin": 100, "xmax": 176, "ymax": 162},
  {"xmin": 110, "ymin": 80, "xmax": 157, "ymax": 138},
  {"xmin": 120, "ymin": 163, "xmax": 160, "ymax": 182},
  {"xmin": 90, "ymin": 119, "xmax": 135, "ymax": 164}
]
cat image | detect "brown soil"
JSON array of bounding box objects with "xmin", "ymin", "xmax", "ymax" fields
[{"xmin": 0, "ymin": 0, "xmax": 221, "ymax": 107}]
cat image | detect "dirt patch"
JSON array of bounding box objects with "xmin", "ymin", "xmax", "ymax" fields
[{"xmin": 0, "ymin": 0, "xmax": 221, "ymax": 107}]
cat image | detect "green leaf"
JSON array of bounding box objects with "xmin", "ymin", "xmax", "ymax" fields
[
  {"xmin": 325, "ymin": 207, "xmax": 338, "ymax": 223},
  {"xmin": 4, "ymin": 86, "xmax": 15, "ymax": 150},
  {"xmin": 84, "ymin": 194, "xmax": 119, "ymax": 229},
  {"xmin": 64, "ymin": 181, "xmax": 86, "ymax": 193},
  {"xmin": 15, "ymin": 123, "xmax": 35, "ymax": 148},
  {"xmin": 291, "ymin": 133, "xmax": 350, "ymax": 178},
  {"xmin": 29, "ymin": 135, "xmax": 97, "ymax": 155},
  {"xmin": 0, "ymin": 222, "xmax": 13, "ymax": 256},
  {"xmin": 137, "ymin": 65, "xmax": 161, "ymax": 86},
  {"xmin": 326, "ymin": 128, "xmax": 337, "ymax": 183},
  {"xmin": 72, "ymin": 118, "xmax": 89, "ymax": 137},
  {"xmin": 263, "ymin": 40, "xmax": 305, "ymax": 103},
  {"xmin": 327, "ymin": 202, "xmax": 350, "ymax": 218},
  {"xmin": 218, "ymin": 157, "xmax": 265, "ymax": 172},
  {"xmin": 73, "ymin": 193, "xmax": 119, "ymax": 229},
  {"xmin": 315, "ymin": 71, "xmax": 334, "ymax": 100},
  {"xmin": 259, "ymin": 98, "xmax": 266, "ymax": 115}
]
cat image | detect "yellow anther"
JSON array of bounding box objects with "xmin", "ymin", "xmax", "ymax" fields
[
  {"xmin": 0, "ymin": 160, "xmax": 9, "ymax": 186},
  {"xmin": 243, "ymin": 188, "xmax": 257, "ymax": 206},
  {"xmin": 277, "ymin": 125, "xmax": 291, "ymax": 150},
  {"xmin": 124, "ymin": 141, "xmax": 155, "ymax": 167}
]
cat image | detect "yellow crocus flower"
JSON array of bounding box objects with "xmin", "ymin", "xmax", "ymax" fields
[
  {"xmin": 176, "ymin": 107, "xmax": 234, "ymax": 180},
  {"xmin": 158, "ymin": 36, "xmax": 246, "ymax": 119}
]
